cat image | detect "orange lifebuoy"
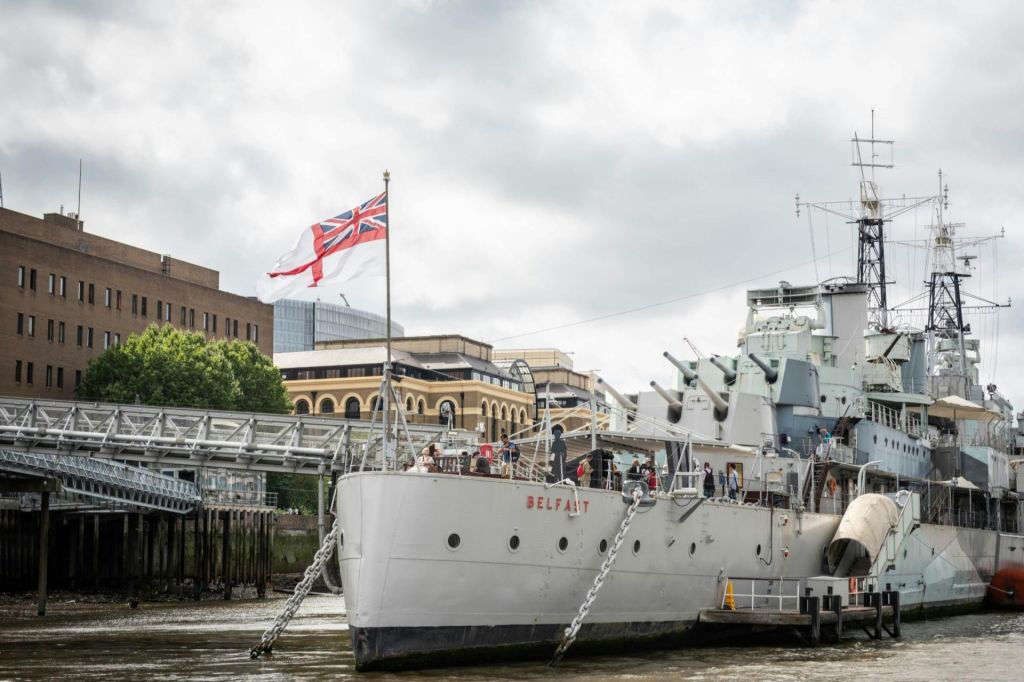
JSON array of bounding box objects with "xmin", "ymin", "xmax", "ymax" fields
[
  {"xmin": 849, "ymin": 577, "xmax": 858, "ymax": 595},
  {"xmin": 827, "ymin": 477, "xmax": 838, "ymax": 496}
]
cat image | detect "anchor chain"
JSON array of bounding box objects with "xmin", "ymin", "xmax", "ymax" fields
[
  {"xmin": 550, "ymin": 485, "xmax": 644, "ymax": 666},
  {"xmin": 249, "ymin": 518, "xmax": 341, "ymax": 660}
]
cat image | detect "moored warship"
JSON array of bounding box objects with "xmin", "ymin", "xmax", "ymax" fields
[{"xmin": 333, "ymin": 126, "xmax": 1024, "ymax": 670}]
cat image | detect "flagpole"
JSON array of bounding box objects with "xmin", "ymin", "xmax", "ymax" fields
[{"xmin": 383, "ymin": 170, "xmax": 392, "ymax": 468}]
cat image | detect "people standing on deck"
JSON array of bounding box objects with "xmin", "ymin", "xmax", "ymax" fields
[
  {"xmin": 577, "ymin": 453, "xmax": 594, "ymax": 488},
  {"xmin": 413, "ymin": 444, "xmax": 438, "ymax": 473},
  {"xmin": 550, "ymin": 427, "xmax": 568, "ymax": 482},
  {"xmin": 498, "ymin": 433, "xmax": 518, "ymax": 477},
  {"xmin": 702, "ymin": 462, "xmax": 715, "ymax": 498},
  {"xmin": 627, "ymin": 457, "xmax": 642, "ymax": 482},
  {"xmin": 727, "ymin": 463, "xmax": 740, "ymax": 500}
]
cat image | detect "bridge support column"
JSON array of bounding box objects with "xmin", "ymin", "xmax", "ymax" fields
[
  {"xmin": 36, "ymin": 491, "xmax": 50, "ymax": 616},
  {"xmin": 92, "ymin": 514, "xmax": 100, "ymax": 587},
  {"xmin": 256, "ymin": 511, "xmax": 266, "ymax": 598}
]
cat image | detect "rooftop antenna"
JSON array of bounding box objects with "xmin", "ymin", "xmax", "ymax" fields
[
  {"xmin": 76, "ymin": 159, "xmax": 82, "ymax": 226},
  {"xmin": 339, "ymin": 293, "xmax": 351, "ymax": 308}
]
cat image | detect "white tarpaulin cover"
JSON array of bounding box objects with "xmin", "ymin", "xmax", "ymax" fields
[
  {"xmin": 827, "ymin": 493, "xmax": 899, "ymax": 571},
  {"xmin": 929, "ymin": 395, "xmax": 1000, "ymax": 421}
]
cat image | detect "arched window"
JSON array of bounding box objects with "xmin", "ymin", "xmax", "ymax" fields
[
  {"xmin": 345, "ymin": 397, "xmax": 360, "ymax": 419},
  {"xmin": 319, "ymin": 398, "xmax": 334, "ymax": 415},
  {"xmin": 439, "ymin": 399, "xmax": 456, "ymax": 427},
  {"xmin": 511, "ymin": 408, "xmax": 517, "ymax": 436},
  {"xmin": 370, "ymin": 396, "xmax": 382, "ymax": 412},
  {"xmin": 418, "ymin": 399, "xmax": 425, "ymax": 415},
  {"xmin": 406, "ymin": 396, "xmax": 414, "ymax": 413},
  {"xmin": 295, "ymin": 399, "xmax": 310, "ymax": 415},
  {"xmin": 519, "ymin": 409, "xmax": 527, "ymax": 425}
]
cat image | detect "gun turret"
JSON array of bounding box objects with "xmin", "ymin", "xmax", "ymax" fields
[
  {"xmin": 663, "ymin": 351, "xmax": 697, "ymax": 383},
  {"xmin": 709, "ymin": 355, "xmax": 737, "ymax": 385},
  {"xmin": 748, "ymin": 353, "xmax": 779, "ymax": 384},
  {"xmin": 596, "ymin": 376, "xmax": 637, "ymax": 411},
  {"xmin": 696, "ymin": 377, "xmax": 729, "ymax": 421},
  {"xmin": 649, "ymin": 380, "xmax": 683, "ymax": 408}
]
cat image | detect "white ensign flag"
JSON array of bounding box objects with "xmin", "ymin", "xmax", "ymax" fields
[{"xmin": 256, "ymin": 191, "xmax": 388, "ymax": 304}]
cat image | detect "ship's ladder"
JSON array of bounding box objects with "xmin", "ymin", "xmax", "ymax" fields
[{"xmin": 550, "ymin": 482, "xmax": 649, "ymax": 665}]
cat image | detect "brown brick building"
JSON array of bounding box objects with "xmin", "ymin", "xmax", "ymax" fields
[{"xmin": 1, "ymin": 207, "xmax": 273, "ymax": 400}]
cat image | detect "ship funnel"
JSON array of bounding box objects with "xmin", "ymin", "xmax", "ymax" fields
[
  {"xmin": 649, "ymin": 380, "xmax": 683, "ymax": 408},
  {"xmin": 663, "ymin": 351, "xmax": 697, "ymax": 383},
  {"xmin": 696, "ymin": 377, "xmax": 729, "ymax": 421},
  {"xmin": 709, "ymin": 355, "xmax": 737, "ymax": 385},
  {"xmin": 596, "ymin": 376, "xmax": 637, "ymax": 411},
  {"xmin": 748, "ymin": 353, "xmax": 779, "ymax": 384}
]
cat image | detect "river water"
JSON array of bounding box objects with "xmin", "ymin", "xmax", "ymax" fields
[{"xmin": 0, "ymin": 595, "xmax": 1021, "ymax": 681}]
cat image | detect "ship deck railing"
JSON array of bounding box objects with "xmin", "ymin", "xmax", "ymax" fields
[{"xmin": 722, "ymin": 576, "xmax": 803, "ymax": 611}]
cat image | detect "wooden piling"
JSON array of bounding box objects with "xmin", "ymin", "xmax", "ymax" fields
[
  {"xmin": 92, "ymin": 515, "xmax": 100, "ymax": 587},
  {"xmin": 892, "ymin": 589, "xmax": 901, "ymax": 637},
  {"xmin": 808, "ymin": 596, "xmax": 821, "ymax": 645},
  {"xmin": 873, "ymin": 592, "xmax": 883, "ymax": 640},
  {"xmin": 222, "ymin": 510, "xmax": 232, "ymax": 600},
  {"xmin": 36, "ymin": 492, "xmax": 50, "ymax": 616}
]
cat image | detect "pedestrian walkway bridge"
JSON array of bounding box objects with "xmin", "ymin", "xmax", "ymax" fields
[{"xmin": 0, "ymin": 396, "xmax": 450, "ymax": 475}]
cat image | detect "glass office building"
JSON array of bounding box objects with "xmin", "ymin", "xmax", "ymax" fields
[{"xmin": 273, "ymin": 299, "xmax": 404, "ymax": 353}]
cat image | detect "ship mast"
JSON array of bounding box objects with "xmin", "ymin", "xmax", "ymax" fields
[{"xmin": 797, "ymin": 112, "xmax": 937, "ymax": 332}]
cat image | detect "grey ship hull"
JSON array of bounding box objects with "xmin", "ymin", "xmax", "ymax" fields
[{"xmin": 336, "ymin": 471, "xmax": 1022, "ymax": 670}]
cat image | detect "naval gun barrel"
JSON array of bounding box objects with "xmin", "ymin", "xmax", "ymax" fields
[
  {"xmin": 696, "ymin": 377, "xmax": 729, "ymax": 419},
  {"xmin": 663, "ymin": 351, "xmax": 697, "ymax": 383},
  {"xmin": 596, "ymin": 376, "xmax": 637, "ymax": 411},
  {"xmin": 709, "ymin": 355, "xmax": 737, "ymax": 384},
  {"xmin": 747, "ymin": 353, "xmax": 778, "ymax": 384},
  {"xmin": 649, "ymin": 380, "xmax": 683, "ymax": 408}
]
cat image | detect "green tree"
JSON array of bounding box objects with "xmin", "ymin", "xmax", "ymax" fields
[
  {"xmin": 76, "ymin": 324, "xmax": 238, "ymax": 409},
  {"xmin": 77, "ymin": 324, "xmax": 317, "ymax": 512}
]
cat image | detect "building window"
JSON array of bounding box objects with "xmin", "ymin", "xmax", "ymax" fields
[
  {"xmin": 75, "ymin": 370, "xmax": 82, "ymax": 387},
  {"xmin": 87, "ymin": 283, "xmax": 94, "ymax": 304},
  {"xmin": 189, "ymin": 308, "xmax": 195, "ymax": 328},
  {"xmin": 77, "ymin": 281, "xmax": 84, "ymax": 302},
  {"xmin": 27, "ymin": 315, "xmax": 35, "ymax": 337},
  {"xmin": 157, "ymin": 300, "xmax": 162, "ymax": 319},
  {"xmin": 16, "ymin": 312, "xmax": 23, "ymax": 335},
  {"xmin": 48, "ymin": 273, "xmax": 55, "ymax": 295},
  {"xmin": 253, "ymin": 324, "xmax": 258, "ymax": 343},
  {"xmin": 26, "ymin": 362, "xmax": 33, "ymax": 384},
  {"xmin": 58, "ymin": 321, "xmax": 65, "ymax": 343},
  {"xmin": 345, "ymin": 398, "xmax": 361, "ymax": 419},
  {"xmin": 132, "ymin": 294, "xmax": 138, "ymax": 315},
  {"xmin": 225, "ymin": 317, "xmax": 231, "ymax": 337},
  {"xmin": 165, "ymin": 303, "xmax": 171, "ymax": 322},
  {"xmin": 233, "ymin": 319, "xmax": 238, "ymax": 337},
  {"xmin": 29, "ymin": 269, "xmax": 37, "ymax": 291},
  {"xmin": 114, "ymin": 333, "xmax": 121, "ymax": 347},
  {"xmin": 56, "ymin": 367, "xmax": 63, "ymax": 389},
  {"xmin": 103, "ymin": 331, "xmax": 110, "ymax": 349},
  {"xmin": 295, "ymin": 399, "xmax": 310, "ymax": 415},
  {"xmin": 77, "ymin": 325, "xmax": 83, "ymax": 346},
  {"xmin": 202, "ymin": 312, "xmax": 209, "ymax": 331},
  {"xmin": 14, "ymin": 360, "xmax": 21, "ymax": 383},
  {"xmin": 320, "ymin": 398, "xmax": 335, "ymax": 414},
  {"xmin": 116, "ymin": 290, "xmax": 122, "ymax": 310},
  {"xmin": 141, "ymin": 297, "xmax": 147, "ymax": 317},
  {"xmin": 246, "ymin": 322, "xmax": 252, "ymax": 341},
  {"xmin": 104, "ymin": 288, "xmax": 111, "ymax": 307},
  {"xmin": 47, "ymin": 319, "xmax": 54, "ymax": 341},
  {"xmin": 17, "ymin": 266, "xmax": 25, "ymax": 288},
  {"xmin": 180, "ymin": 306, "xmax": 186, "ymax": 325},
  {"xmin": 87, "ymin": 327, "xmax": 93, "ymax": 348},
  {"xmin": 211, "ymin": 314, "xmax": 217, "ymax": 333},
  {"xmin": 45, "ymin": 365, "xmax": 52, "ymax": 388},
  {"xmin": 59, "ymin": 276, "xmax": 66, "ymax": 298}
]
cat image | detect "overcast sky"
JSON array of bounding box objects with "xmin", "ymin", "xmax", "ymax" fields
[{"xmin": 2, "ymin": 1, "xmax": 1023, "ymax": 410}]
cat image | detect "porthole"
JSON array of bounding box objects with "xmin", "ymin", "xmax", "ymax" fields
[
  {"xmin": 447, "ymin": 533, "xmax": 461, "ymax": 550},
  {"xmin": 339, "ymin": 532, "xmax": 344, "ymax": 549},
  {"xmin": 558, "ymin": 536, "xmax": 568, "ymax": 552},
  {"xmin": 508, "ymin": 535, "xmax": 520, "ymax": 552},
  {"xmin": 599, "ymin": 539, "xmax": 609, "ymax": 554},
  {"xmin": 820, "ymin": 395, "xmax": 827, "ymax": 403},
  {"xmin": 884, "ymin": 438, "xmax": 889, "ymax": 447},
  {"xmin": 841, "ymin": 396, "xmax": 847, "ymax": 405},
  {"xmin": 873, "ymin": 435, "xmax": 878, "ymax": 444},
  {"xmin": 756, "ymin": 544, "xmax": 762, "ymax": 557},
  {"xmin": 633, "ymin": 540, "xmax": 641, "ymax": 555},
  {"xmin": 689, "ymin": 542, "xmax": 696, "ymax": 556}
]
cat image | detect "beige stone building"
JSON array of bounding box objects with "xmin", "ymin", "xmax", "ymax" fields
[
  {"xmin": 277, "ymin": 335, "xmax": 536, "ymax": 441},
  {"xmin": 2, "ymin": 207, "xmax": 273, "ymax": 400}
]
